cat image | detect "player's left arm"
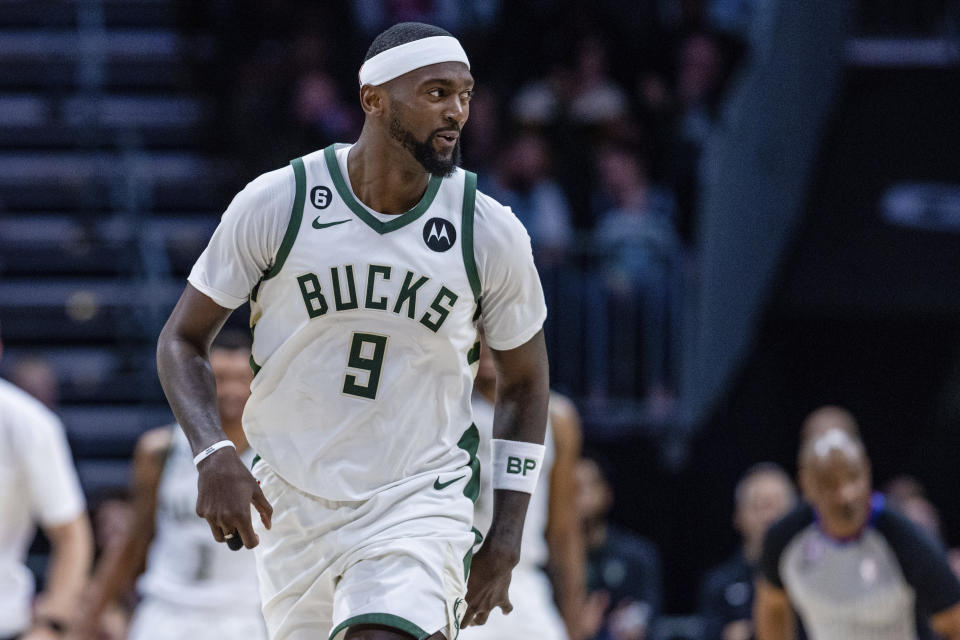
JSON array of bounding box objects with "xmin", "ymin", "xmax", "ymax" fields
[
  {"xmin": 27, "ymin": 514, "xmax": 94, "ymax": 639},
  {"xmin": 544, "ymin": 393, "xmax": 588, "ymax": 640},
  {"xmin": 20, "ymin": 409, "xmax": 92, "ymax": 639},
  {"xmin": 462, "ymin": 329, "xmax": 549, "ymax": 628}
]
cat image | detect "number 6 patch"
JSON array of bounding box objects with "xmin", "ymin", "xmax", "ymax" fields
[{"xmin": 311, "ymin": 185, "xmax": 332, "ymax": 209}]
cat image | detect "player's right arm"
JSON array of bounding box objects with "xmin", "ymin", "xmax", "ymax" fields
[
  {"xmin": 753, "ymin": 578, "xmax": 796, "ymax": 640},
  {"xmin": 74, "ymin": 428, "xmax": 169, "ymax": 639},
  {"xmin": 461, "ymin": 192, "xmax": 550, "ymax": 628},
  {"xmin": 157, "ymin": 286, "xmax": 272, "ymax": 549},
  {"xmin": 157, "ymin": 169, "xmax": 289, "ymax": 549}
]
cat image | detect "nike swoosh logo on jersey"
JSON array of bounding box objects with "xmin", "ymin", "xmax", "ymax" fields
[
  {"xmin": 434, "ymin": 475, "xmax": 465, "ymax": 490},
  {"xmin": 312, "ymin": 217, "xmax": 351, "ymax": 229}
]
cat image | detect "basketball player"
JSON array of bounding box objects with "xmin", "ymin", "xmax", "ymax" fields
[
  {"xmin": 460, "ymin": 337, "xmax": 585, "ymax": 640},
  {"xmin": 755, "ymin": 426, "xmax": 960, "ymax": 640},
  {"xmin": 0, "ymin": 326, "xmax": 93, "ymax": 640},
  {"xmin": 156, "ymin": 21, "xmax": 549, "ymax": 640},
  {"xmin": 75, "ymin": 333, "xmax": 265, "ymax": 640}
]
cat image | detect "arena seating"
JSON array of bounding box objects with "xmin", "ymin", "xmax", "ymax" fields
[{"xmin": 0, "ymin": 0, "xmax": 229, "ymax": 497}]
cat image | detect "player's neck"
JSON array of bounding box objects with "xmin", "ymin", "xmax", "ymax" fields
[{"xmin": 348, "ymin": 135, "xmax": 432, "ymax": 215}]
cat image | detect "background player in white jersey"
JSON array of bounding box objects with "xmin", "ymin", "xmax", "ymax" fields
[
  {"xmin": 0, "ymin": 325, "xmax": 93, "ymax": 640},
  {"xmin": 461, "ymin": 336, "xmax": 586, "ymax": 640},
  {"xmin": 75, "ymin": 332, "xmax": 266, "ymax": 640},
  {"xmin": 156, "ymin": 21, "xmax": 549, "ymax": 640}
]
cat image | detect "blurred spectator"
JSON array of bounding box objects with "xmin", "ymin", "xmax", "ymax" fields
[
  {"xmin": 589, "ymin": 145, "xmax": 681, "ymax": 406},
  {"xmin": 883, "ymin": 475, "xmax": 960, "ymax": 580},
  {"xmin": 0, "ymin": 328, "xmax": 94, "ymax": 640},
  {"xmin": 8, "ymin": 356, "xmax": 60, "ymax": 412},
  {"xmin": 666, "ymin": 30, "xmax": 737, "ymax": 242},
  {"xmin": 578, "ymin": 457, "xmax": 661, "ymax": 640},
  {"xmin": 884, "ymin": 475, "xmax": 944, "ymax": 543},
  {"xmin": 291, "ymin": 70, "xmax": 361, "ymax": 146},
  {"xmin": 483, "ymin": 131, "xmax": 575, "ymax": 265},
  {"xmin": 569, "ymin": 37, "xmax": 630, "ymax": 126},
  {"xmin": 698, "ymin": 463, "xmax": 796, "ymax": 640},
  {"xmin": 511, "ymin": 67, "xmax": 568, "ymax": 128},
  {"xmin": 461, "ymin": 86, "xmax": 502, "ymax": 173},
  {"xmin": 350, "ymin": 0, "xmax": 501, "ymax": 37}
]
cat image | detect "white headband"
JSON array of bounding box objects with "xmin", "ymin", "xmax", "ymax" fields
[{"xmin": 358, "ymin": 35, "xmax": 470, "ymax": 87}]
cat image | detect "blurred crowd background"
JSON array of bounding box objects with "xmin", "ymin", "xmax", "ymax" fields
[{"xmin": 2, "ymin": 0, "xmax": 960, "ymax": 638}]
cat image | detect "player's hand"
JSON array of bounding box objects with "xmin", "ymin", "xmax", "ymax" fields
[
  {"xmin": 196, "ymin": 447, "xmax": 272, "ymax": 549},
  {"xmin": 461, "ymin": 537, "xmax": 520, "ymax": 628}
]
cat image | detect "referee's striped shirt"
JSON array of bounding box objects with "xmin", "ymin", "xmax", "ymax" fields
[{"xmin": 759, "ymin": 495, "xmax": 960, "ymax": 640}]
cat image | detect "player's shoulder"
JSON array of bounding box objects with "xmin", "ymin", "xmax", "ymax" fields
[
  {"xmin": 548, "ymin": 391, "xmax": 578, "ymax": 419},
  {"xmin": 0, "ymin": 378, "xmax": 63, "ymax": 435},
  {"xmin": 234, "ymin": 164, "xmax": 296, "ymax": 211},
  {"xmin": 469, "ymin": 178, "xmax": 531, "ymax": 251},
  {"xmin": 764, "ymin": 502, "xmax": 815, "ymax": 555},
  {"xmin": 548, "ymin": 392, "xmax": 582, "ymax": 446},
  {"xmin": 472, "ymin": 181, "xmax": 518, "ymax": 226},
  {"xmin": 135, "ymin": 424, "xmax": 176, "ymax": 458}
]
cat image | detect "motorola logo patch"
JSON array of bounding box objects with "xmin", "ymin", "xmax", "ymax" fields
[{"xmin": 423, "ymin": 218, "xmax": 456, "ymax": 252}]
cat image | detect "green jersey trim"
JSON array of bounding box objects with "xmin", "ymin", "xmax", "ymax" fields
[
  {"xmin": 460, "ymin": 171, "xmax": 481, "ymax": 300},
  {"xmin": 264, "ymin": 157, "xmax": 306, "ymax": 280},
  {"xmin": 323, "ymin": 144, "xmax": 442, "ymax": 235},
  {"xmin": 328, "ymin": 613, "xmax": 429, "ymax": 640},
  {"xmin": 463, "ymin": 526, "xmax": 484, "ymax": 580},
  {"xmin": 457, "ymin": 423, "xmax": 481, "ymax": 503}
]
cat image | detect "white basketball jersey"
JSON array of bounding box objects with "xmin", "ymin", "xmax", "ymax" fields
[
  {"xmin": 472, "ymin": 393, "xmax": 553, "ymax": 568},
  {"xmin": 243, "ymin": 145, "xmax": 484, "ymax": 500},
  {"xmin": 137, "ymin": 427, "xmax": 260, "ymax": 609}
]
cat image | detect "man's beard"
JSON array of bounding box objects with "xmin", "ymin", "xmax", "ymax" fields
[{"xmin": 389, "ymin": 108, "xmax": 461, "ymax": 178}]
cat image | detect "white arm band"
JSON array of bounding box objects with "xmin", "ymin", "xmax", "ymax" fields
[
  {"xmin": 491, "ymin": 439, "xmax": 546, "ymax": 494},
  {"xmin": 193, "ymin": 440, "xmax": 236, "ymax": 467}
]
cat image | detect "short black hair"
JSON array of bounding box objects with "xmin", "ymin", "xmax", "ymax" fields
[
  {"xmin": 364, "ymin": 22, "xmax": 453, "ymax": 62},
  {"xmin": 212, "ymin": 329, "xmax": 251, "ymax": 352}
]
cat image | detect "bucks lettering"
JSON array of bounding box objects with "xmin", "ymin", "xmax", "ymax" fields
[
  {"xmin": 297, "ymin": 263, "xmax": 458, "ymax": 333},
  {"xmin": 507, "ymin": 456, "xmax": 538, "ymax": 476}
]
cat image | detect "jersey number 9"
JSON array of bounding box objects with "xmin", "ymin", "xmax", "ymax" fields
[{"xmin": 343, "ymin": 332, "xmax": 388, "ymax": 400}]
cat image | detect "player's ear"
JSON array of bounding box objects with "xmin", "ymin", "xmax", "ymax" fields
[{"xmin": 359, "ymin": 85, "xmax": 384, "ymax": 116}]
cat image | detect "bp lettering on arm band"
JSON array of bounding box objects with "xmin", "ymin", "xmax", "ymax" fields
[{"xmin": 491, "ymin": 438, "xmax": 546, "ymax": 494}]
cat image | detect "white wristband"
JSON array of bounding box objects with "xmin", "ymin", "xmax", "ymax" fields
[
  {"xmin": 491, "ymin": 439, "xmax": 546, "ymax": 494},
  {"xmin": 193, "ymin": 440, "xmax": 236, "ymax": 467}
]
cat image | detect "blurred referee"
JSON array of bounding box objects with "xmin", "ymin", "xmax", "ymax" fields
[
  {"xmin": 754, "ymin": 425, "xmax": 960, "ymax": 639},
  {"xmin": 0, "ymin": 325, "xmax": 93, "ymax": 640}
]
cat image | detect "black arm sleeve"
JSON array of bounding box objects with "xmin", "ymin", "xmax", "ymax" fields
[
  {"xmin": 875, "ymin": 507, "xmax": 960, "ymax": 616},
  {"xmin": 757, "ymin": 503, "xmax": 814, "ymax": 589}
]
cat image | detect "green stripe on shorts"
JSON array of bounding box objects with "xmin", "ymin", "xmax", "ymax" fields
[{"xmin": 328, "ymin": 613, "xmax": 429, "ymax": 640}]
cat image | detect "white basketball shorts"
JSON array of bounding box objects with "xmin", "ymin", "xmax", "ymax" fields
[
  {"xmin": 252, "ymin": 460, "xmax": 478, "ymax": 640},
  {"xmin": 457, "ymin": 566, "xmax": 569, "ymax": 640},
  {"xmin": 128, "ymin": 596, "xmax": 268, "ymax": 640}
]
